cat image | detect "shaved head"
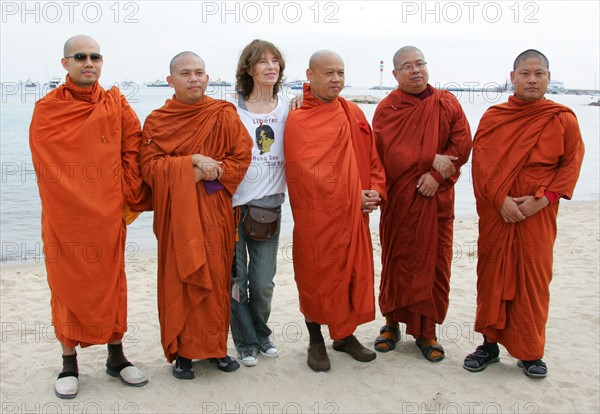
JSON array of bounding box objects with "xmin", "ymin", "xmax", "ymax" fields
[
  {"xmin": 169, "ymin": 51, "xmax": 204, "ymax": 75},
  {"xmin": 513, "ymin": 49, "xmax": 549, "ymax": 71},
  {"xmin": 167, "ymin": 51, "xmax": 209, "ymax": 104},
  {"xmin": 61, "ymin": 35, "xmax": 102, "ymax": 87},
  {"xmin": 306, "ymin": 49, "xmax": 345, "ymax": 102},
  {"xmin": 393, "ymin": 46, "xmax": 424, "ymax": 68},
  {"xmin": 510, "ymin": 49, "xmax": 551, "ymax": 101},
  {"xmin": 308, "ymin": 50, "xmax": 344, "ymax": 70},
  {"xmin": 63, "ymin": 34, "xmax": 99, "ymax": 56},
  {"xmin": 391, "ymin": 46, "xmax": 428, "ymax": 94}
]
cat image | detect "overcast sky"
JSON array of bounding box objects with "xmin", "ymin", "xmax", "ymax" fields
[{"xmin": 1, "ymin": 0, "xmax": 599, "ymax": 89}]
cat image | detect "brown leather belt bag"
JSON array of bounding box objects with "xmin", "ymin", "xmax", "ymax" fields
[{"xmin": 242, "ymin": 206, "xmax": 279, "ymax": 241}]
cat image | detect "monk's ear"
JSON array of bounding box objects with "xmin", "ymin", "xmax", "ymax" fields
[
  {"xmin": 306, "ymin": 68, "xmax": 312, "ymax": 82},
  {"xmin": 509, "ymin": 71, "xmax": 515, "ymax": 83},
  {"xmin": 61, "ymin": 57, "xmax": 69, "ymax": 71},
  {"xmin": 166, "ymin": 75, "xmax": 174, "ymax": 87},
  {"xmin": 547, "ymin": 70, "xmax": 551, "ymax": 82}
]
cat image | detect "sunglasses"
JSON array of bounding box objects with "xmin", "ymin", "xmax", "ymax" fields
[{"xmin": 64, "ymin": 53, "xmax": 103, "ymax": 62}]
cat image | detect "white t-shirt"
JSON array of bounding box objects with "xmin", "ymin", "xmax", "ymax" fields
[{"xmin": 227, "ymin": 92, "xmax": 289, "ymax": 207}]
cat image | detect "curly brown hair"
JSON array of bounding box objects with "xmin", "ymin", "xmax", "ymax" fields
[{"xmin": 236, "ymin": 39, "xmax": 285, "ymax": 100}]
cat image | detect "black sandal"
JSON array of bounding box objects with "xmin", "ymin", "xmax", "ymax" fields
[
  {"xmin": 374, "ymin": 325, "xmax": 400, "ymax": 352},
  {"xmin": 463, "ymin": 345, "xmax": 500, "ymax": 372},
  {"xmin": 416, "ymin": 338, "xmax": 445, "ymax": 362},
  {"xmin": 517, "ymin": 359, "xmax": 547, "ymax": 378}
]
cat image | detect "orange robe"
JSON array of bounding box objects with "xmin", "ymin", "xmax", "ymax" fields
[
  {"xmin": 140, "ymin": 96, "xmax": 252, "ymax": 362},
  {"xmin": 373, "ymin": 85, "xmax": 472, "ymax": 339},
  {"xmin": 29, "ymin": 76, "xmax": 151, "ymax": 347},
  {"xmin": 284, "ymin": 85, "xmax": 386, "ymax": 340},
  {"xmin": 472, "ymin": 95, "xmax": 584, "ymax": 360}
]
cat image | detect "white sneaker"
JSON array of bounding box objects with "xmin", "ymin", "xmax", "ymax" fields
[
  {"xmin": 259, "ymin": 341, "xmax": 279, "ymax": 358},
  {"xmin": 239, "ymin": 349, "xmax": 258, "ymax": 367},
  {"xmin": 55, "ymin": 374, "xmax": 78, "ymax": 399}
]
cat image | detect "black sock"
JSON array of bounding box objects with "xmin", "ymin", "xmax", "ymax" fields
[
  {"xmin": 305, "ymin": 321, "xmax": 324, "ymax": 345},
  {"xmin": 483, "ymin": 338, "xmax": 499, "ymax": 353},
  {"xmin": 176, "ymin": 356, "xmax": 192, "ymax": 370},
  {"xmin": 107, "ymin": 343, "xmax": 129, "ymax": 368},
  {"xmin": 60, "ymin": 353, "xmax": 78, "ymax": 377}
]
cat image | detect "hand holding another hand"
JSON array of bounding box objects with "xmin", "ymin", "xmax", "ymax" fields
[
  {"xmin": 361, "ymin": 190, "xmax": 381, "ymax": 214},
  {"xmin": 191, "ymin": 154, "xmax": 223, "ymax": 182},
  {"xmin": 416, "ymin": 173, "xmax": 439, "ymax": 197},
  {"xmin": 432, "ymin": 154, "xmax": 458, "ymax": 180}
]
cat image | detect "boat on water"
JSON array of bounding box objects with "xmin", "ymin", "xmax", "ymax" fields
[
  {"xmin": 547, "ymin": 80, "xmax": 565, "ymax": 94},
  {"xmin": 24, "ymin": 78, "xmax": 38, "ymax": 87},
  {"xmin": 369, "ymin": 85, "xmax": 395, "ymax": 90},
  {"xmin": 46, "ymin": 78, "xmax": 62, "ymax": 89},
  {"xmin": 208, "ymin": 79, "xmax": 232, "ymax": 87},
  {"xmin": 284, "ymin": 80, "xmax": 306, "ymax": 90},
  {"xmin": 146, "ymin": 79, "xmax": 169, "ymax": 87}
]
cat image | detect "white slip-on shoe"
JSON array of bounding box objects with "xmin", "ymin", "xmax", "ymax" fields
[
  {"xmin": 106, "ymin": 363, "xmax": 149, "ymax": 386},
  {"xmin": 55, "ymin": 374, "xmax": 78, "ymax": 399}
]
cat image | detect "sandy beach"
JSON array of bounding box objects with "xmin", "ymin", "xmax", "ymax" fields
[{"xmin": 1, "ymin": 200, "xmax": 598, "ymax": 414}]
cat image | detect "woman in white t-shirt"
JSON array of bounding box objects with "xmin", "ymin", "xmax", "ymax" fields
[{"xmin": 226, "ymin": 39, "xmax": 289, "ymax": 367}]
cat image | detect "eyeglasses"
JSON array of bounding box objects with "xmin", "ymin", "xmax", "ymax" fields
[
  {"xmin": 395, "ymin": 62, "xmax": 427, "ymax": 72},
  {"xmin": 64, "ymin": 53, "xmax": 103, "ymax": 62}
]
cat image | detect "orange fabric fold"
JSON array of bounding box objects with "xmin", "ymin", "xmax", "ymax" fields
[
  {"xmin": 140, "ymin": 96, "xmax": 252, "ymax": 362},
  {"xmin": 284, "ymin": 85, "xmax": 386, "ymax": 340},
  {"xmin": 373, "ymin": 86, "xmax": 472, "ymax": 338},
  {"xmin": 29, "ymin": 75, "xmax": 151, "ymax": 347},
  {"xmin": 472, "ymin": 95, "xmax": 584, "ymax": 360}
]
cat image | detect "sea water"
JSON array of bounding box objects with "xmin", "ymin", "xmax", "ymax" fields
[{"xmin": 1, "ymin": 84, "xmax": 598, "ymax": 262}]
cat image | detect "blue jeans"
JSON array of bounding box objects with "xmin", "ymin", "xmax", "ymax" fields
[{"xmin": 230, "ymin": 205, "xmax": 281, "ymax": 354}]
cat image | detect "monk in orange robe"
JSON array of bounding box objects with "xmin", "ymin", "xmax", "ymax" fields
[
  {"xmin": 284, "ymin": 50, "xmax": 386, "ymax": 372},
  {"xmin": 464, "ymin": 49, "xmax": 584, "ymax": 378},
  {"xmin": 140, "ymin": 52, "xmax": 252, "ymax": 380},
  {"xmin": 372, "ymin": 46, "xmax": 472, "ymax": 362},
  {"xmin": 29, "ymin": 35, "xmax": 151, "ymax": 399}
]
